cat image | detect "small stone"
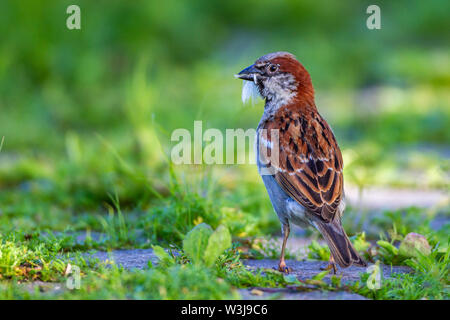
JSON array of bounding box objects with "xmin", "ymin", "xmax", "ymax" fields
[
  {"xmin": 399, "ymin": 233, "xmax": 431, "ymax": 258},
  {"xmin": 250, "ymin": 289, "xmax": 264, "ymax": 296}
]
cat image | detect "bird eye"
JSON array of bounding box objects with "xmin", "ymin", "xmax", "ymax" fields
[{"xmin": 268, "ymin": 64, "xmax": 278, "ymax": 73}]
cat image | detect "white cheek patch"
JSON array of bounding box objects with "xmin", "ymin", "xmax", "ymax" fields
[{"xmin": 241, "ymin": 80, "xmax": 261, "ymax": 105}]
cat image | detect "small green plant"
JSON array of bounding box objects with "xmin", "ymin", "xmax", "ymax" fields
[
  {"xmin": 351, "ymin": 232, "xmax": 371, "ymax": 252},
  {"xmin": 353, "ymin": 240, "xmax": 449, "ymax": 300},
  {"xmin": 0, "ymin": 234, "xmax": 87, "ymax": 282},
  {"xmin": 97, "ymin": 193, "xmax": 136, "ymax": 248},
  {"xmin": 153, "ymin": 223, "xmax": 232, "ymax": 268},
  {"xmin": 215, "ymin": 250, "xmax": 291, "ymax": 289},
  {"xmin": 376, "ymin": 240, "xmax": 401, "ymax": 264},
  {"xmin": 139, "ymin": 172, "xmax": 222, "ymax": 245},
  {"xmin": 372, "ymin": 207, "xmax": 433, "ymax": 237},
  {"xmin": 307, "ymin": 240, "xmax": 330, "ymax": 261}
]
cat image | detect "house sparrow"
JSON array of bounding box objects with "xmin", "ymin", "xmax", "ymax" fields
[{"xmin": 236, "ymin": 52, "xmax": 367, "ymax": 273}]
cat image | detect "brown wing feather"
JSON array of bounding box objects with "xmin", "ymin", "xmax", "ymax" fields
[{"xmin": 260, "ymin": 106, "xmax": 344, "ymax": 223}]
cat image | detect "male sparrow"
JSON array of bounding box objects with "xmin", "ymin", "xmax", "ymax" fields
[{"xmin": 236, "ymin": 52, "xmax": 367, "ymax": 273}]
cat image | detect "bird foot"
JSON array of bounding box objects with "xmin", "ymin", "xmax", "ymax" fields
[
  {"xmin": 275, "ymin": 262, "xmax": 292, "ymax": 274},
  {"xmin": 320, "ymin": 262, "xmax": 337, "ymax": 274}
]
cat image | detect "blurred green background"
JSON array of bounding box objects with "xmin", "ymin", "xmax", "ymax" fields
[{"xmin": 0, "ymin": 0, "xmax": 448, "ymax": 240}]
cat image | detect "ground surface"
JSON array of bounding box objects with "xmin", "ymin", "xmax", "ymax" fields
[
  {"xmin": 81, "ymin": 245, "xmax": 412, "ymax": 300},
  {"xmin": 1, "ymin": 183, "xmax": 448, "ymax": 300},
  {"xmin": 87, "ymin": 247, "xmax": 411, "ymax": 284},
  {"xmin": 58, "ymin": 188, "xmax": 445, "ymax": 299}
]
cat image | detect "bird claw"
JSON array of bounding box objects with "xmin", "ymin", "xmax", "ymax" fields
[
  {"xmin": 320, "ymin": 262, "xmax": 337, "ymax": 274},
  {"xmin": 274, "ymin": 264, "xmax": 292, "ymax": 274}
]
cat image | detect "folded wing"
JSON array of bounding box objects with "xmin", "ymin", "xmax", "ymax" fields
[{"xmin": 260, "ymin": 106, "xmax": 344, "ymax": 223}]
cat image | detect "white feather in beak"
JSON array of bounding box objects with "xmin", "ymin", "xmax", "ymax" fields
[{"xmin": 241, "ymin": 79, "xmax": 261, "ymax": 105}]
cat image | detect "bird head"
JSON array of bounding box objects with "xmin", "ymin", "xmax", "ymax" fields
[{"xmin": 235, "ymin": 52, "xmax": 314, "ymax": 108}]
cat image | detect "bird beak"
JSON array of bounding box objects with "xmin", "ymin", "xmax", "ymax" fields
[{"xmin": 234, "ymin": 64, "xmax": 261, "ymax": 82}]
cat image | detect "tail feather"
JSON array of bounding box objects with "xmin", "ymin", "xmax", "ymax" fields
[{"xmin": 315, "ymin": 221, "xmax": 367, "ymax": 268}]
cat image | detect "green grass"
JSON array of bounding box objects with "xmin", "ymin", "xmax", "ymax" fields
[
  {"xmin": 355, "ymin": 248, "xmax": 449, "ymax": 300},
  {"xmin": 0, "ymin": 144, "xmax": 448, "ymax": 299},
  {"xmin": 0, "ymin": 210, "xmax": 448, "ymax": 300}
]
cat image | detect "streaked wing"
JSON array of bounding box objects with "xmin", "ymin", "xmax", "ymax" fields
[{"xmin": 259, "ymin": 106, "xmax": 344, "ymax": 223}]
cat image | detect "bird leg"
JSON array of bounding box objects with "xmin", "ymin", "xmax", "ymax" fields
[
  {"xmin": 278, "ymin": 224, "xmax": 291, "ymax": 273},
  {"xmin": 320, "ymin": 255, "xmax": 337, "ymax": 274}
]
